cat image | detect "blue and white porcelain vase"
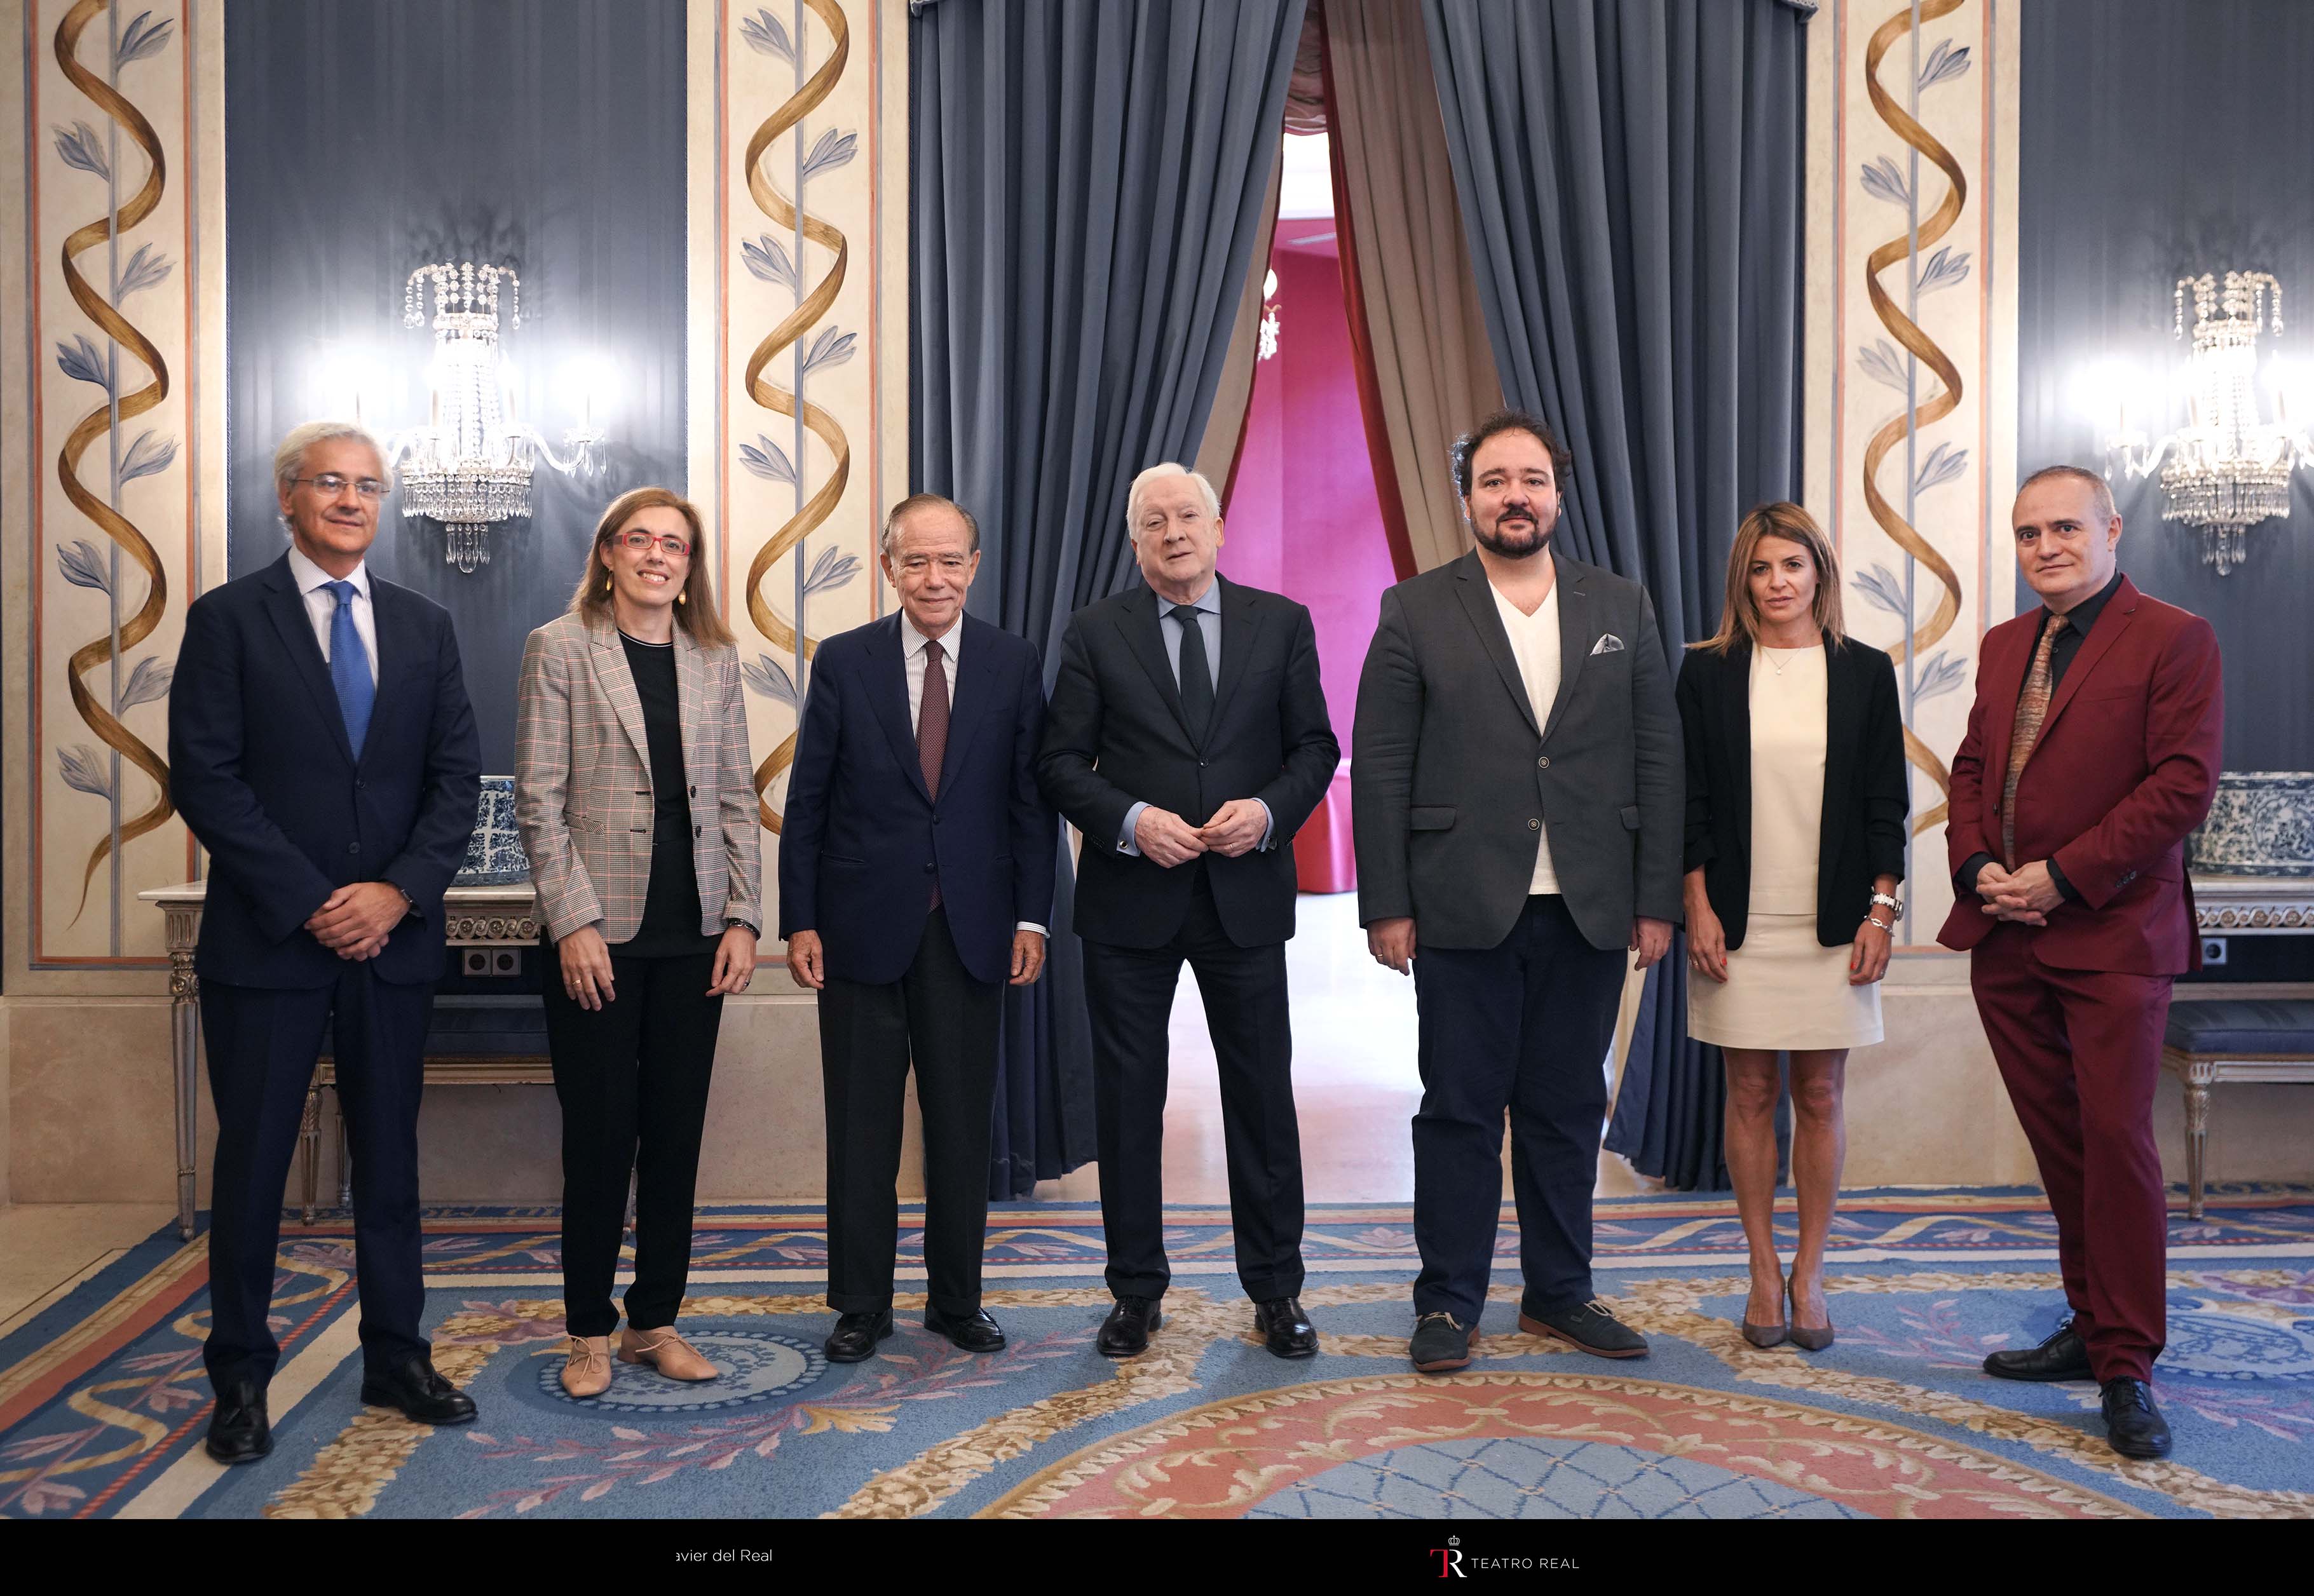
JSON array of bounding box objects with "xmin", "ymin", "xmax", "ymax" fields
[
  {"xmin": 453, "ymin": 775, "xmax": 531, "ymax": 886},
  {"xmin": 2188, "ymin": 771, "xmax": 2314, "ymax": 877}
]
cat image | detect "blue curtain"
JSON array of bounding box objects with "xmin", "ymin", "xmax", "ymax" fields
[
  {"xmin": 1422, "ymin": 0, "xmax": 1807, "ymax": 1189},
  {"xmin": 911, "ymin": 0, "xmax": 1307, "ymax": 1198}
]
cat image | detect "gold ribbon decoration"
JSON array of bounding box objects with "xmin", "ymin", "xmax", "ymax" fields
[
  {"xmin": 742, "ymin": 0, "xmax": 853, "ymax": 834},
  {"xmin": 1861, "ymin": 0, "xmax": 1970, "ymax": 835},
  {"xmin": 53, "ymin": 0, "xmax": 175, "ymax": 921}
]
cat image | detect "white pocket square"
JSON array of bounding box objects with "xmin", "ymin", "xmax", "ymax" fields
[{"xmin": 1589, "ymin": 633, "xmax": 1626, "ymax": 656}]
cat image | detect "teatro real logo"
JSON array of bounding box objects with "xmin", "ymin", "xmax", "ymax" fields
[{"xmin": 1431, "ymin": 1538, "xmax": 1465, "ymax": 1578}]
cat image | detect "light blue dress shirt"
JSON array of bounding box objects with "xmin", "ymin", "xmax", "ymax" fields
[{"xmin": 1118, "ymin": 580, "xmax": 1275, "ymax": 856}]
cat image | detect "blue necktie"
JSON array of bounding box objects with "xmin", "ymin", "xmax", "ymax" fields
[{"xmin": 324, "ymin": 579, "xmax": 374, "ymax": 756}]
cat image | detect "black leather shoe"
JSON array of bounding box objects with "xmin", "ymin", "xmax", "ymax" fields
[
  {"xmin": 924, "ymin": 1304, "xmax": 1007, "ymax": 1353},
  {"xmin": 1982, "ymin": 1321, "xmax": 2093, "ymax": 1382},
  {"xmin": 824, "ymin": 1308, "xmax": 895, "ymax": 1363},
  {"xmin": 1253, "ymin": 1297, "xmax": 1318, "ymax": 1358},
  {"xmin": 1097, "ymin": 1296, "xmax": 1163, "ymax": 1358},
  {"xmin": 359, "ymin": 1354, "xmax": 478, "ymax": 1425},
  {"xmin": 2100, "ymin": 1378, "xmax": 2173, "ymax": 1459},
  {"xmin": 1519, "ymin": 1298, "xmax": 1649, "ymax": 1359},
  {"xmin": 1410, "ymin": 1311, "xmax": 1478, "ymax": 1374},
  {"xmin": 205, "ymin": 1377, "xmax": 273, "ymax": 1464}
]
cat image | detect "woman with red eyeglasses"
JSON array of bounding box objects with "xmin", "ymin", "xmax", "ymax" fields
[{"xmin": 515, "ymin": 487, "xmax": 761, "ymax": 1398}]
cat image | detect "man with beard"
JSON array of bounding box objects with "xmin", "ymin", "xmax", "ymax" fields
[{"xmin": 1352, "ymin": 410, "xmax": 1681, "ymax": 1373}]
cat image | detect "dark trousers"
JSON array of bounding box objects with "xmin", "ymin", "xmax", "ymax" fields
[
  {"xmin": 541, "ymin": 944, "xmax": 725, "ymax": 1337},
  {"xmin": 1082, "ymin": 870, "xmax": 1304, "ymax": 1302},
  {"xmin": 1971, "ymin": 922, "xmax": 2172, "ymax": 1383},
  {"xmin": 200, "ymin": 968, "xmax": 433, "ymax": 1388},
  {"xmin": 817, "ymin": 908, "xmax": 1002, "ymax": 1316},
  {"xmin": 1410, "ymin": 895, "xmax": 1625, "ymax": 1324}
]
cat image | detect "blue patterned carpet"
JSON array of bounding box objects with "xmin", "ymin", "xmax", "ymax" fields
[{"xmin": 4, "ymin": 1186, "xmax": 2311, "ymax": 1519}]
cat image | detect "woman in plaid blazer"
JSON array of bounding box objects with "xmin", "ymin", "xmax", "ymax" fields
[{"xmin": 516, "ymin": 487, "xmax": 761, "ymax": 1398}]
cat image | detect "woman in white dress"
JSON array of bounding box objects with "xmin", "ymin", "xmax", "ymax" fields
[{"xmin": 1677, "ymin": 503, "xmax": 1907, "ymax": 1351}]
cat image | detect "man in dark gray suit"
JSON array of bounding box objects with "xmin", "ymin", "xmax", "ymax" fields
[{"xmin": 1352, "ymin": 410, "xmax": 1682, "ymax": 1374}]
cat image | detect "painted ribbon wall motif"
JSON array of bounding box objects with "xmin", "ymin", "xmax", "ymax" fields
[
  {"xmin": 735, "ymin": 0, "xmax": 861, "ymax": 834},
  {"xmin": 1855, "ymin": 0, "xmax": 1971, "ymax": 841},
  {"xmin": 48, "ymin": 0, "xmax": 180, "ymax": 948}
]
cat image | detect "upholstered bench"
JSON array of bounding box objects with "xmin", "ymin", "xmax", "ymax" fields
[
  {"xmin": 301, "ymin": 995, "xmax": 552, "ymax": 1223},
  {"xmin": 2162, "ymin": 999, "xmax": 2314, "ymax": 1219}
]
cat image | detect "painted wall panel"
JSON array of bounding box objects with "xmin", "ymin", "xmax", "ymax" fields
[
  {"xmin": 25, "ymin": 0, "xmax": 200, "ymax": 966},
  {"xmin": 1806, "ymin": 0, "xmax": 2021, "ymax": 948}
]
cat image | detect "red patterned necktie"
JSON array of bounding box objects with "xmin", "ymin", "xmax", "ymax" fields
[
  {"xmin": 2000, "ymin": 612, "xmax": 2069, "ymax": 869},
  {"xmin": 920, "ymin": 639, "xmax": 949, "ymax": 907}
]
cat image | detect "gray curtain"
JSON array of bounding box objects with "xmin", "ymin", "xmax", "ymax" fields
[
  {"xmin": 1423, "ymin": 0, "xmax": 1807, "ymax": 1189},
  {"xmin": 912, "ymin": 0, "xmax": 1307, "ymax": 1197}
]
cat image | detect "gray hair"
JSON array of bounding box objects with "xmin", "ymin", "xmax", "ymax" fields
[
  {"xmin": 880, "ymin": 492, "xmax": 981, "ymax": 557},
  {"xmin": 2017, "ymin": 464, "xmax": 2118, "ymax": 525},
  {"xmin": 273, "ymin": 420, "xmax": 393, "ymax": 497},
  {"xmin": 1125, "ymin": 463, "xmax": 1220, "ymax": 538}
]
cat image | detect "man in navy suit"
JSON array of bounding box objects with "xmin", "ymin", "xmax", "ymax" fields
[
  {"xmin": 169, "ymin": 421, "xmax": 481, "ymax": 1463},
  {"xmin": 780, "ymin": 493, "xmax": 1056, "ymax": 1364}
]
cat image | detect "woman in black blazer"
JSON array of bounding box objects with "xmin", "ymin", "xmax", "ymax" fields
[{"xmin": 1677, "ymin": 503, "xmax": 1907, "ymax": 1353}]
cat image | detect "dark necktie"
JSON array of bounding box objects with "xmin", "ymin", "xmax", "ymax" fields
[
  {"xmin": 2001, "ymin": 612, "xmax": 2069, "ymax": 869},
  {"xmin": 324, "ymin": 579, "xmax": 374, "ymax": 757},
  {"xmin": 919, "ymin": 639, "xmax": 949, "ymax": 907},
  {"xmin": 1171, "ymin": 604, "xmax": 1213, "ymax": 745}
]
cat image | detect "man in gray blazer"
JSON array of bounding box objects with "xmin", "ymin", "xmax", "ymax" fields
[{"xmin": 1352, "ymin": 410, "xmax": 1682, "ymax": 1374}]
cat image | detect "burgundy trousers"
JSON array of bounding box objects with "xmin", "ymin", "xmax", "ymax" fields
[{"xmin": 1970, "ymin": 921, "xmax": 2174, "ymax": 1383}]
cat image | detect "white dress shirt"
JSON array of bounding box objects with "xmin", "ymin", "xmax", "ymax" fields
[
  {"xmin": 1489, "ymin": 561, "xmax": 1563, "ymax": 896},
  {"xmin": 286, "ymin": 543, "xmax": 379, "ymax": 686},
  {"xmin": 902, "ymin": 614, "xmax": 1044, "ymax": 937}
]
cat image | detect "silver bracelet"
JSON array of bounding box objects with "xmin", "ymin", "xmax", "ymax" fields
[{"xmin": 1866, "ymin": 916, "xmax": 1894, "ymax": 933}]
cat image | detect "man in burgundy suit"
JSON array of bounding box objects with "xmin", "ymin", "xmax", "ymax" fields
[{"xmin": 1939, "ymin": 465, "xmax": 2222, "ymax": 1460}]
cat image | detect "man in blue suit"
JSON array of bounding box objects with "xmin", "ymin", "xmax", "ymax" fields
[
  {"xmin": 780, "ymin": 493, "xmax": 1056, "ymax": 1363},
  {"xmin": 168, "ymin": 421, "xmax": 481, "ymax": 1463}
]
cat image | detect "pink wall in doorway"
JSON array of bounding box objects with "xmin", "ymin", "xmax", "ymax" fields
[{"xmin": 1218, "ymin": 235, "xmax": 1400, "ymax": 741}]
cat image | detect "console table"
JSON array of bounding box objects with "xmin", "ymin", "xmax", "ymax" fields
[
  {"xmin": 2171, "ymin": 875, "xmax": 2314, "ymax": 1217},
  {"xmin": 139, "ymin": 879, "xmax": 541, "ymax": 1240}
]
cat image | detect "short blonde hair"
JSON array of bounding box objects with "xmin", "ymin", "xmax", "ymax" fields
[
  {"xmin": 570, "ymin": 486, "xmax": 735, "ymax": 647},
  {"xmin": 1125, "ymin": 463, "xmax": 1220, "ymax": 537},
  {"xmin": 273, "ymin": 420, "xmax": 391, "ymax": 496},
  {"xmin": 1694, "ymin": 501, "xmax": 1848, "ymax": 655}
]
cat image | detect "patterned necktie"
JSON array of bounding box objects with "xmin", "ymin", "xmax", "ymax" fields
[
  {"xmin": 919, "ymin": 639, "xmax": 949, "ymax": 909},
  {"xmin": 1171, "ymin": 604, "xmax": 1214, "ymax": 745},
  {"xmin": 2000, "ymin": 612, "xmax": 2069, "ymax": 869},
  {"xmin": 324, "ymin": 579, "xmax": 374, "ymax": 757}
]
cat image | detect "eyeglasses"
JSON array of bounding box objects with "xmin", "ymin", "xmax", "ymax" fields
[
  {"xmin": 295, "ymin": 474, "xmax": 388, "ymax": 500},
  {"xmin": 615, "ymin": 530, "xmax": 693, "ymax": 557}
]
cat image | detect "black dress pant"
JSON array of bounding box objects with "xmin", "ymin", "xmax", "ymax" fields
[
  {"xmin": 542, "ymin": 944, "xmax": 725, "ymax": 1337},
  {"xmin": 201, "ymin": 968, "xmax": 433, "ymax": 1389},
  {"xmin": 1410, "ymin": 895, "xmax": 1624, "ymax": 1324},
  {"xmin": 1082, "ymin": 868, "xmax": 1304, "ymax": 1303},
  {"xmin": 818, "ymin": 909, "xmax": 1002, "ymax": 1316}
]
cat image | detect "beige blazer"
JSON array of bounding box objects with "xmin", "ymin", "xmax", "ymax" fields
[{"xmin": 515, "ymin": 609, "xmax": 761, "ymax": 943}]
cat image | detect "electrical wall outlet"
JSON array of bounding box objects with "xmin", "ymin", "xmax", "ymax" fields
[{"xmin": 2202, "ymin": 937, "xmax": 2228, "ymax": 966}]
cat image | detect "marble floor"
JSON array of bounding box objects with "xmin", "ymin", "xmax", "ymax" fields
[{"xmin": 0, "ymin": 1202, "xmax": 177, "ymax": 1340}]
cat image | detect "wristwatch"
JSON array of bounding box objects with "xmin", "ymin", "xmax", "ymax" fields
[
  {"xmin": 725, "ymin": 917, "xmax": 759, "ymax": 937},
  {"xmin": 1869, "ymin": 890, "xmax": 1904, "ymax": 917}
]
